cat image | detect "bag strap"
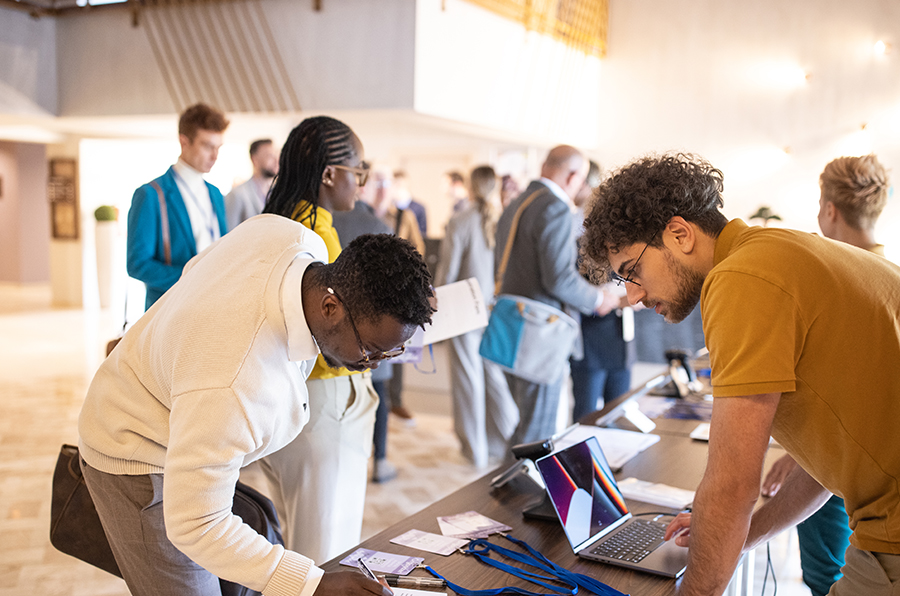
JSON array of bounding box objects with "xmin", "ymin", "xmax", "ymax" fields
[
  {"xmin": 494, "ymin": 189, "xmax": 547, "ymax": 297},
  {"xmin": 150, "ymin": 180, "xmax": 172, "ymax": 266}
]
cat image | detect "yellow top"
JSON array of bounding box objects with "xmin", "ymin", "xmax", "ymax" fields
[
  {"xmin": 702, "ymin": 219, "xmax": 900, "ymax": 553},
  {"xmin": 292, "ymin": 203, "xmax": 358, "ymax": 380}
]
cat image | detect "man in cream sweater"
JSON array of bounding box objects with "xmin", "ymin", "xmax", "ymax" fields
[{"xmin": 79, "ymin": 214, "xmax": 435, "ymax": 596}]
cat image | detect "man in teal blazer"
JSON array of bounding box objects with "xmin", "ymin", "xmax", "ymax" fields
[{"xmin": 127, "ymin": 103, "xmax": 230, "ymax": 309}]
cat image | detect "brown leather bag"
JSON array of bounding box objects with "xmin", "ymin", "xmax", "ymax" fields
[{"xmin": 50, "ymin": 444, "xmax": 283, "ymax": 596}]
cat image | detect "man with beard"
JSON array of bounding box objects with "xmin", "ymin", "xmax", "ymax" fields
[
  {"xmin": 225, "ymin": 138, "xmax": 280, "ymax": 230},
  {"xmin": 580, "ymin": 153, "xmax": 900, "ymax": 596}
]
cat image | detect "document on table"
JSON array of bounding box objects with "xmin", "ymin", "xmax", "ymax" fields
[
  {"xmin": 437, "ymin": 511, "xmax": 511, "ymax": 539},
  {"xmin": 393, "ymin": 590, "xmax": 447, "ymax": 596},
  {"xmin": 390, "ymin": 529, "xmax": 469, "ymax": 556},
  {"xmin": 421, "ymin": 278, "xmax": 488, "ymax": 345},
  {"xmin": 554, "ymin": 424, "xmax": 661, "ymax": 470}
]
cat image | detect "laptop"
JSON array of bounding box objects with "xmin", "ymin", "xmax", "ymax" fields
[{"xmin": 535, "ymin": 436, "xmax": 688, "ymax": 578}]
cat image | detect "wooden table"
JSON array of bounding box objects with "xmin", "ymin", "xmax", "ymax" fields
[{"xmin": 321, "ymin": 376, "xmax": 784, "ymax": 596}]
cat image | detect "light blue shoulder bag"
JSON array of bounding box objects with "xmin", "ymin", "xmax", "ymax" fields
[{"xmin": 479, "ymin": 190, "xmax": 579, "ymax": 385}]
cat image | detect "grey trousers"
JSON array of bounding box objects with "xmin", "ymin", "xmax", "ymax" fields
[
  {"xmin": 504, "ymin": 372, "xmax": 564, "ymax": 448},
  {"xmin": 830, "ymin": 544, "xmax": 900, "ymax": 596},
  {"xmin": 448, "ymin": 328, "xmax": 518, "ymax": 468},
  {"xmin": 81, "ymin": 460, "xmax": 222, "ymax": 596}
]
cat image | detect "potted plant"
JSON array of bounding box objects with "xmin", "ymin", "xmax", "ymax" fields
[
  {"xmin": 94, "ymin": 206, "xmax": 120, "ymax": 308},
  {"xmin": 749, "ymin": 206, "xmax": 783, "ymax": 227}
]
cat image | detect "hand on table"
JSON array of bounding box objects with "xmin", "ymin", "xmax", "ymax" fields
[
  {"xmin": 664, "ymin": 511, "xmax": 692, "ymax": 548},
  {"xmin": 313, "ymin": 571, "xmax": 393, "ymax": 596},
  {"xmin": 761, "ymin": 454, "xmax": 798, "ymax": 497}
]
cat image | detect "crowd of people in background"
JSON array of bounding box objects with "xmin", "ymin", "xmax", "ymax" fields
[{"xmin": 109, "ymin": 101, "xmax": 899, "ymax": 596}]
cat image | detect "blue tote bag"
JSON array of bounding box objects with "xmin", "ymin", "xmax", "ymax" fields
[{"xmin": 479, "ymin": 190, "xmax": 579, "ymax": 385}]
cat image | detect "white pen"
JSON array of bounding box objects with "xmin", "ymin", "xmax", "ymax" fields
[
  {"xmin": 357, "ymin": 558, "xmax": 380, "ymax": 583},
  {"xmin": 550, "ymin": 423, "xmax": 579, "ymax": 442}
]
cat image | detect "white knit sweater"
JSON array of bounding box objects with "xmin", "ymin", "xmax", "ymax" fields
[{"xmin": 79, "ymin": 215, "xmax": 328, "ymax": 596}]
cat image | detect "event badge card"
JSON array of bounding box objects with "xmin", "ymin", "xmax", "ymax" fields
[
  {"xmin": 393, "ymin": 590, "xmax": 447, "ymax": 596},
  {"xmin": 339, "ymin": 548, "xmax": 423, "ymax": 575},
  {"xmin": 390, "ymin": 529, "xmax": 469, "ymax": 556},
  {"xmin": 437, "ymin": 511, "xmax": 511, "ymax": 539}
]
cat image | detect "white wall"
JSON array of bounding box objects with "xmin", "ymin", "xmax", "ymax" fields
[
  {"xmin": 414, "ymin": 0, "xmax": 601, "ymax": 149},
  {"xmin": 596, "ymin": 0, "xmax": 900, "ymax": 253},
  {"xmin": 54, "ymin": 0, "xmax": 416, "ymax": 116}
]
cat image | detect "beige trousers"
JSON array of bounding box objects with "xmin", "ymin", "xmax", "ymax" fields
[
  {"xmin": 259, "ymin": 373, "xmax": 377, "ymax": 564},
  {"xmin": 830, "ymin": 544, "xmax": 900, "ymax": 596}
]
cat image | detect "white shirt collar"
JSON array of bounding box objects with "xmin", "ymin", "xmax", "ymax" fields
[
  {"xmin": 281, "ymin": 256, "xmax": 321, "ymax": 362},
  {"xmin": 539, "ymin": 177, "xmax": 575, "ymax": 211},
  {"xmin": 174, "ymin": 158, "xmax": 206, "ymax": 187}
]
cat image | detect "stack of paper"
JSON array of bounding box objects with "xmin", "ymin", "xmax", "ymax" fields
[
  {"xmin": 554, "ymin": 425, "xmax": 661, "ymax": 470},
  {"xmin": 617, "ymin": 477, "xmax": 695, "ymax": 509}
]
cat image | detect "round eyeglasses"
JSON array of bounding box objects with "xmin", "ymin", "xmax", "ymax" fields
[{"xmin": 327, "ymin": 288, "xmax": 406, "ymax": 365}]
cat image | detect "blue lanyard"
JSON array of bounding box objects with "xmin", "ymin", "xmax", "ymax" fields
[
  {"xmin": 172, "ymin": 169, "xmax": 219, "ymax": 241},
  {"xmin": 424, "ymin": 534, "xmax": 629, "ymax": 596}
]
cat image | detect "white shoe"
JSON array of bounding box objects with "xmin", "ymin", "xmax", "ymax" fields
[{"xmin": 372, "ymin": 459, "xmax": 398, "ymax": 483}]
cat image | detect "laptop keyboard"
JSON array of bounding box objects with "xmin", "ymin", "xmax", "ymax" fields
[{"xmin": 589, "ymin": 519, "xmax": 667, "ymax": 563}]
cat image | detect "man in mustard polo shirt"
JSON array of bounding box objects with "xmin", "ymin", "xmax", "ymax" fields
[
  {"xmin": 760, "ymin": 154, "xmax": 892, "ymax": 596},
  {"xmin": 580, "ymin": 153, "xmax": 900, "ymax": 596}
]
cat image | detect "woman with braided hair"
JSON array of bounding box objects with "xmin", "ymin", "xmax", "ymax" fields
[{"xmin": 260, "ymin": 116, "xmax": 383, "ymax": 563}]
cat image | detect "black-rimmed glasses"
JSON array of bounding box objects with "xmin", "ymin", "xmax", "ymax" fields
[
  {"xmin": 327, "ymin": 287, "xmax": 405, "ymax": 365},
  {"xmin": 608, "ymin": 230, "xmax": 659, "ymax": 287},
  {"xmin": 332, "ymin": 164, "xmax": 369, "ymax": 187}
]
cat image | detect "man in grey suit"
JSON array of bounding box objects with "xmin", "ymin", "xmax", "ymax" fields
[{"xmin": 494, "ymin": 145, "xmax": 620, "ymax": 446}]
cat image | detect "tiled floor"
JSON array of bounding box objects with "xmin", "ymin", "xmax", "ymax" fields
[{"xmin": 0, "ymin": 283, "xmax": 809, "ymax": 595}]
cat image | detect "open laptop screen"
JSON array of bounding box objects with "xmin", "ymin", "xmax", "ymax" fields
[{"xmin": 537, "ymin": 437, "xmax": 631, "ymax": 550}]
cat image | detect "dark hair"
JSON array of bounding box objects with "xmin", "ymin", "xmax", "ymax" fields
[
  {"xmin": 314, "ymin": 234, "xmax": 435, "ymax": 328},
  {"xmin": 249, "ymin": 139, "xmax": 272, "ymax": 158},
  {"xmin": 262, "ymin": 116, "xmax": 357, "ymax": 228},
  {"xmin": 580, "ymin": 153, "xmax": 728, "ymax": 282},
  {"xmin": 819, "ymin": 154, "xmax": 890, "ymax": 230},
  {"xmin": 447, "ymin": 171, "xmax": 464, "ymax": 185},
  {"xmin": 178, "ymin": 103, "xmax": 229, "ymax": 141}
]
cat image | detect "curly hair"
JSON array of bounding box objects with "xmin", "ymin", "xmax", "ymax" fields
[
  {"xmin": 262, "ymin": 116, "xmax": 357, "ymax": 229},
  {"xmin": 315, "ymin": 233, "xmax": 435, "ymax": 328},
  {"xmin": 580, "ymin": 153, "xmax": 728, "ymax": 283},
  {"xmin": 819, "ymin": 154, "xmax": 890, "ymax": 230}
]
